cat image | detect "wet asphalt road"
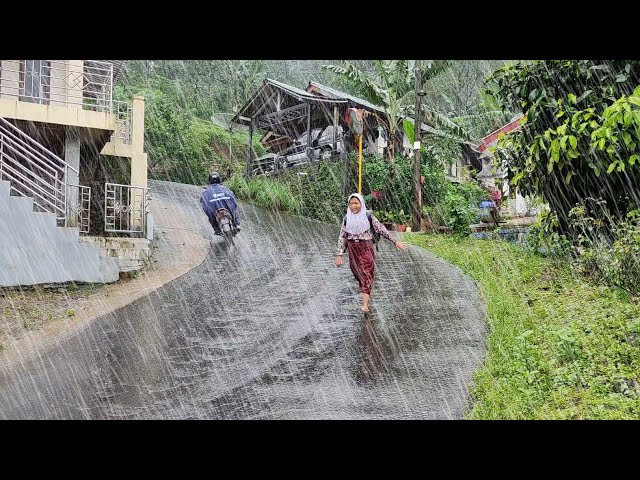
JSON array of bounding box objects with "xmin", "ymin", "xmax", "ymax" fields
[{"xmin": 0, "ymin": 180, "xmax": 487, "ymax": 419}]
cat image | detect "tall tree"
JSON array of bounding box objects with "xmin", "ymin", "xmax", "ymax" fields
[
  {"xmin": 322, "ymin": 60, "xmax": 457, "ymax": 161},
  {"xmin": 426, "ymin": 60, "xmax": 513, "ymax": 140},
  {"xmin": 488, "ymin": 60, "xmax": 640, "ymax": 234}
]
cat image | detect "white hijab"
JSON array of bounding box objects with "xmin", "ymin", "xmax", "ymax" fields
[{"xmin": 345, "ymin": 193, "xmax": 370, "ymax": 235}]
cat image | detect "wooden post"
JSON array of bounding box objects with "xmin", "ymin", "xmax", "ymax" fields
[
  {"xmin": 247, "ymin": 118, "xmax": 253, "ymax": 179},
  {"xmin": 412, "ymin": 61, "xmax": 423, "ymax": 232},
  {"xmin": 333, "ymin": 105, "xmax": 338, "ymax": 152},
  {"xmin": 358, "ymin": 134, "xmax": 363, "ymax": 194},
  {"xmin": 342, "ymin": 146, "xmax": 349, "ymax": 197},
  {"xmin": 306, "ymin": 103, "xmax": 312, "ymax": 162}
]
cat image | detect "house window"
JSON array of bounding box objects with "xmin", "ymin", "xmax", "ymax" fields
[
  {"xmin": 451, "ymin": 161, "xmax": 458, "ymax": 178},
  {"xmin": 20, "ymin": 60, "xmax": 51, "ymax": 104}
]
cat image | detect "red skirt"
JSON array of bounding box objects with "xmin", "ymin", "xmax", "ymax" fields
[{"xmin": 347, "ymin": 240, "xmax": 375, "ymax": 295}]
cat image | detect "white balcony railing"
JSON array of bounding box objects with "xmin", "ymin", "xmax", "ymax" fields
[
  {"xmin": 110, "ymin": 100, "xmax": 132, "ymax": 144},
  {"xmin": 66, "ymin": 183, "xmax": 91, "ymax": 233},
  {"xmin": 0, "ymin": 60, "xmax": 114, "ymax": 113},
  {"xmin": 104, "ymin": 183, "xmax": 149, "ymax": 236},
  {"xmin": 1, "ymin": 60, "xmax": 134, "ymax": 145}
]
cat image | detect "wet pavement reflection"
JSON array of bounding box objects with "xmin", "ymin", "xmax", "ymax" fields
[{"xmin": 0, "ymin": 180, "xmax": 487, "ymax": 419}]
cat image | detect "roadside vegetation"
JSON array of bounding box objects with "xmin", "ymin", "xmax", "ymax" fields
[
  {"xmin": 407, "ymin": 233, "xmax": 640, "ymax": 419},
  {"xmin": 122, "ymin": 60, "xmax": 640, "ymax": 418}
]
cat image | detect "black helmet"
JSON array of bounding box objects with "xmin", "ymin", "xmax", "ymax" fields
[{"xmin": 208, "ymin": 172, "xmax": 222, "ymax": 184}]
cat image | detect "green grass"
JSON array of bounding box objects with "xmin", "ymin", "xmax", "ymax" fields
[
  {"xmin": 406, "ymin": 233, "xmax": 640, "ymax": 419},
  {"xmin": 228, "ymin": 175, "xmax": 301, "ymax": 215}
]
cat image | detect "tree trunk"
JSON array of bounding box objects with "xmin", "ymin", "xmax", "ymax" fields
[{"xmin": 386, "ymin": 137, "xmax": 399, "ymax": 163}]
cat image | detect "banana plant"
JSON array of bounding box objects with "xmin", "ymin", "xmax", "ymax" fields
[{"xmin": 323, "ymin": 60, "xmax": 451, "ymax": 161}]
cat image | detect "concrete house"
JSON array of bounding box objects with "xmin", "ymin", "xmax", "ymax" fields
[{"xmin": 0, "ymin": 60, "xmax": 151, "ymax": 287}]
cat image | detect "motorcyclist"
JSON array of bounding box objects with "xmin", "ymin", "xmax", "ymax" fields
[{"xmin": 199, "ymin": 172, "xmax": 241, "ymax": 236}]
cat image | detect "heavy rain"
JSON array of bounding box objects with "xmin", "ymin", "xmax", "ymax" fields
[{"xmin": 1, "ymin": 60, "xmax": 639, "ymax": 420}]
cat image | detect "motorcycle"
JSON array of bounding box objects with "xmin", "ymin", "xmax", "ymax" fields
[{"xmin": 215, "ymin": 208, "xmax": 238, "ymax": 245}]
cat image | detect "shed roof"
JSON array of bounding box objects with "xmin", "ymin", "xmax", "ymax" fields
[{"xmin": 232, "ymin": 78, "xmax": 346, "ymax": 126}]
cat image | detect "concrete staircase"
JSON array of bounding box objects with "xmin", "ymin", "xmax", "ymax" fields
[{"xmin": 0, "ymin": 180, "xmax": 119, "ymax": 287}]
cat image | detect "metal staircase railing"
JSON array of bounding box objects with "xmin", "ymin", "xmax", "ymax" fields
[{"xmin": 0, "ymin": 116, "xmax": 77, "ymax": 225}]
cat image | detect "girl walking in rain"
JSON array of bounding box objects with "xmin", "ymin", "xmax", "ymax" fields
[{"xmin": 335, "ymin": 193, "xmax": 408, "ymax": 313}]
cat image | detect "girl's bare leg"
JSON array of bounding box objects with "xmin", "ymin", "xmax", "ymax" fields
[{"xmin": 362, "ymin": 293, "xmax": 370, "ymax": 312}]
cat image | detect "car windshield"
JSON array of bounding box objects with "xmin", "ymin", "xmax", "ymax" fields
[
  {"xmin": 295, "ymin": 129, "xmax": 322, "ymax": 144},
  {"xmin": 320, "ymin": 125, "xmax": 343, "ymax": 139}
]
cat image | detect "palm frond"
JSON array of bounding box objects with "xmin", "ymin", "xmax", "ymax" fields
[
  {"xmin": 405, "ymin": 115, "xmax": 467, "ymax": 143},
  {"xmin": 422, "ymin": 107, "xmax": 472, "ymax": 141},
  {"xmin": 322, "ymin": 62, "xmax": 387, "ymax": 107},
  {"xmin": 419, "ymin": 60, "xmax": 452, "ymax": 84},
  {"xmin": 454, "ymin": 110, "xmax": 506, "ymax": 122}
]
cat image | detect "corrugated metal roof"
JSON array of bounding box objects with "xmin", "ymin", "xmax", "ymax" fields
[
  {"xmin": 478, "ymin": 114, "xmax": 525, "ymax": 152},
  {"xmin": 98, "ymin": 60, "xmax": 127, "ymax": 83},
  {"xmin": 232, "ymin": 78, "xmax": 347, "ymax": 124},
  {"xmin": 111, "ymin": 60, "xmax": 126, "ymax": 82},
  {"xmin": 266, "ymin": 78, "xmax": 346, "ymax": 103},
  {"xmin": 307, "ymin": 81, "xmax": 385, "ymax": 113},
  {"xmin": 308, "ymin": 81, "xmax": 450, "ymax": 137}
]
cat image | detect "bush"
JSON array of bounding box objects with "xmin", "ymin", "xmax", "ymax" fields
[
  {"xmin": 575, "ymin": 209, "xmax": 640, "ymax": 294},
  {"xmin": 525, "ymin": 207, "xmax": 573, "ymax": 256},
  {"xmin": 443, "ymin": 188, "xmax": 476, "ymax": 236},
  {"xmin": 234, "ymin": 149, "xmax": 485, "ymax": 235},
  {"xmin": 526, "ymin": 199, "xmax": 640, "ymax": 295}
]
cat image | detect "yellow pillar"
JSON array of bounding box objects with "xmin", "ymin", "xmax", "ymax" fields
[
  {"xmin": 129, "ymin": 95, "xmax": 147, "ymax": 233},
  {"xmin": 358, "ymin": 134, "xmax": 363, "ymax": 194},
  {"xmin": 130, "ymin": 95, "xmax": 147, "ymax": 189}
]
